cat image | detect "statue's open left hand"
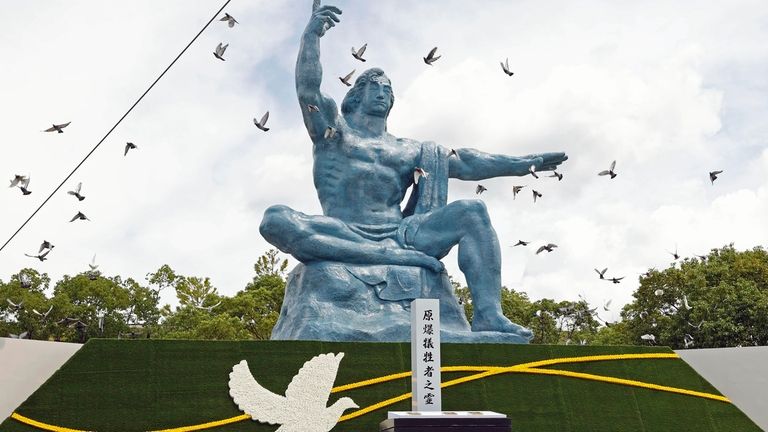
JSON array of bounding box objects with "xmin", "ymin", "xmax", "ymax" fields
[{"xmin": 525, "ymin": 152, "xmax": 568, "ymax": 172}]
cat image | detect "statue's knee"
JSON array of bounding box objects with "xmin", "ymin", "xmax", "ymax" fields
[
  {"xmin": 456, "ymin": 199, "xmax": 490, "ymax": 225},
  {"xmin": 260, "ymin": 205, "xmax": 294, "ymax": 244}
]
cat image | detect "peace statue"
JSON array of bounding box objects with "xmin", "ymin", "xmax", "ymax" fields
[{"xmin": 261, "ymin": 3, "xmax": 568, "ymax": 343}]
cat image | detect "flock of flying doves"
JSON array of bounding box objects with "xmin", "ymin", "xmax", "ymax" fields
[{"xmin": 7, "ymin": 11, "xmax": 729, "ymax": 344}]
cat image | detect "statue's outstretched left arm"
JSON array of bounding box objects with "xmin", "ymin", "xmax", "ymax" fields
[{"xmin": 448, "ymin": 148, "xmax": 568, "ymax": 180}]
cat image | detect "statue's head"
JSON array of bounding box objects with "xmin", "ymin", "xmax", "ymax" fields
[{"xmin": 341, "ymin": 68, "xmax": 394, "ymax": 120}]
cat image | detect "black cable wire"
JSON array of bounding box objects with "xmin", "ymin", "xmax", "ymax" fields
[{"xmin": 1, "ymin": 0, "xmax": 233, "ymax": 253}]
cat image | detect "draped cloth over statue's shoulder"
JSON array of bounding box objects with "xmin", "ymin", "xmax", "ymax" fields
[{"xmin": 346, "ymin": 141, "xmax": 450, "ymax": 301}]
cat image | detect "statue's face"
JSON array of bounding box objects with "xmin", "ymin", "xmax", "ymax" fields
[{"xmin": 360, "ymin": 77, "xmax": 392, "ymax": 118}]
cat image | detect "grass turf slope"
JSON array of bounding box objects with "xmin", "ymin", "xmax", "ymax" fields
[{"xmin": 1, "ymin": 340, "xmax": 762, "ymax": 432}]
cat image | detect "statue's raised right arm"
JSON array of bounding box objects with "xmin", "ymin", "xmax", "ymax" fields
[{"xmin": 296, "ymin": 3, "xmax": 342, "ymax": 142}]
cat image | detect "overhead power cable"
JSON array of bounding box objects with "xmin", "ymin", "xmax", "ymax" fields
[{"xmin": 1, "ymin": 0, "xmax": 233, "ymax": 253}]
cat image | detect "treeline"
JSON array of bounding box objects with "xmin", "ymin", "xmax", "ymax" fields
[{"xmin": 2, "ymin": 245, "xmax": 766, "ymax": 349}]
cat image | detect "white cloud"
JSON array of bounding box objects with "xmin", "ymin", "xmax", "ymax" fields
[{"xmin": 1, "ymin": 0, "xmax": 767, "ymax": 319}]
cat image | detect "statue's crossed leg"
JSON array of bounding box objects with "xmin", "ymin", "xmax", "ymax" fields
[{"xmin": 260, "ymin": 200, "xmax": 532, "ymax": 338}]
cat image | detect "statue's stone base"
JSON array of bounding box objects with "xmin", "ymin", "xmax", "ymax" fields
[{"xmin": 271, "ymin": 262, "xmax": 529, "ymax": 343}]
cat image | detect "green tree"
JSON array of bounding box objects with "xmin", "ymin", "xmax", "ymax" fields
[{"xmin": 620, "ymin": 245, "xmax": 768, "ymax": 349}]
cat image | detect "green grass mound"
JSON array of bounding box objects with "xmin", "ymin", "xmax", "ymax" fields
[{"xmin": 1, "ymin": 340, "xmax": 761, "ymax": 432}]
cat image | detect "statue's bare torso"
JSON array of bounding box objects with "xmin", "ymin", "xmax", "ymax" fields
[{"xmin": 314, "ymin": 126, "xmax": 420, "ymax": 225}]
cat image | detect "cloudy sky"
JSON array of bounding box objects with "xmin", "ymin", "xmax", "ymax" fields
[{"xmin": 1, "ymin": 0, "xmax": 767, "ymax": 321}]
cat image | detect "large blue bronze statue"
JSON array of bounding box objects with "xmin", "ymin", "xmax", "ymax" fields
[{"xmin": 261, "ymin": 3, "xmax": 568, "ymax": 343}]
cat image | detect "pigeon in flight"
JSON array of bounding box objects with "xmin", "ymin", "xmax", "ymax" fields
[
  {"xmin": 43, "ymin": 122, "xmax": 71, "ymax": 133},
  {"xmin": 683, "ymin": 333, "xmax": 695, "ymax": 348},
  {"xmin": 528, "ymin": 164, "xmax": 539, "ymax": 179},
  {"xmin": 19, "ymin": 273, "xmax": 32, "ymax": 289},
  {"xmin": 213, "ymin": 42, "xmax": 229, "ymax": 61},
  {"xmin": 351, "ymin": 43, "xmax": 367, "ymax": 62},
  {"xmin": 124, "ymin": 142, "xmax": 138, "ymax": 156},
  {"xmin": 25, "ymin": 249, "xmax": 51, "ymax": 261},
  {"xmin": 33, "ymin": 305, "xmax": 54, "ymax": 319},
  {"xmin": 475, "ymin": 184, "xmax": 487, "ymax": 195},
  {"xmin": 682, "ymin": 295, "xmax": 692, "ymax": 310},
  {"xmin": 38, "ymin": 240, "xmax": 54, "ymax": 253},
  {"xmin": 640, "ymin": 334, "xmax": 656, "ymax": 343},
  {"xmin": 512, "ymin": 240, "xmax": 529, "ymax": 247},
  {"xmin": 69, "ymin": 211, "xmax": 90, "ymax": 222},
  {"xmin": 307, "ymin": 104, "xmax": 320, "ymax": 113},
  {"xmin": 448, "ymin": 148, "xmax": 460, "ymax": 159},
  {"xmin": 500, "ymin": 58, "xmax": 514, "ymax": 76},
  {"xmin": 254, "ymin": 111, "xmax": 270, "ymax": 132},
  {"xmin": 220, "ymin": 12, "xmax": 238, "ymax": 27},
  {"xmin": 413, "ymin": 167, "xmax": 428, "ymax": 185},
  {"xmin": 603, "ymin": 299, "xmax": 612, "ymax": 312},
  {"xmin": 89, "ymin": 254, "xmax": 99, "ymax": 272},
  {"xmin": 668, "ymin": 245, "xmax": 679, "ymax": 260},
  {"xmin": 324, "ymin": 126, "xmax": 337, "ymax": 139},
  {"xmin": 536, "ymin": 243, "xmax": 557, "ymax": 254},
  {"xmin": 607, "ymin": 277, "xmax": 624, "ymax": 284},
  {"xmin": 18, "ymin": 176, "xmax": 31, "ymax": 195},
  {"xmin": 423, "ymin": 47, "xmax": 441, "ymax": 65},
  {"xmin": 195, "ymin": 301, "xmax": 222, "ymax": 313},
  {"xmin": 709, "ymin": 170, "xmax": 723, "ymax": 184},
  {"xmin": 229, "ymin": 353, "xmax": 358, "ymax": 432},
  {"xmin": 6, "ymin": 299, "xmax": 24, "ymax": 311},
  {"xmin": 532, "ymin": 189, "xmax": 542, "ymax": 203},
  {"xmin": 594, "ymin": 268, "xmax": 607, "ymax": 279},
  {"xmin": 512, "ymin": 185, "xmax": 525, "ymax": 199},
  {"xmin": 339, "ymin": 69, "xmax": 355, "ymax": 87},
  {"xmin": 549, "ymin": 171, "xmax": 563, "ymax": 181},
  {"xmin": 598, "ymin": 160, "xmax": 617, "ymax": 179},
  {"xmin": 9, "ymin": 174, "xmax": 27, "ymax": 188},
  {"xmin": 9, "ymin": 332, "xmax": 29, "ymax": 339},
  {"xmin": 67, "ymin": 182, "xmax": 85, "ymax": 201}
]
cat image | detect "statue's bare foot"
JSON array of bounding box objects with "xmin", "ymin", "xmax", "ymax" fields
[{"xmin": 472, "ymin": 312, "xmax": 533, "ymax": 340}]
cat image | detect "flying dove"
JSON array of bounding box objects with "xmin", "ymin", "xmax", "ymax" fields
[
  {"xmin": 25, "ymin": 249, "xmax": 51, "ymax": 261},
  {"xmin": 39, "ymin": 240, "xmax": 54, "ymax": 253},
  {"xmin": 512, "ymin": 240, "xmax": 529, "ymax": 247},
  {"xmin": 475, "ymin": 184, "xmax": 487, "ymax": 195},
  {"xmin": 532, "ymin": 189, "xmax": 542, "ymax": 203},
  {"xmin": 70, "ymin": 211, "xmax": 90, "ymax": 222},
  {"xmin": 67, "ymin": 182, "xmax": 85, "ymax": 201},
  {"xmin": 449, "ymin": 149, "xmax": 459, "ymax": 159},
  {"xmin": 43, "ymin": 122, "xmax": 71, "ymax": 133},
  {"xmin": 351, "ymin": 43, "xmax": 367, "ymax": 62},
  {"xmin": 640, "ymin": 334, "xmax": 656, "ymax": 343},
  {"xmin": 214, "ymin": 42, "xmax": 229, "ymax": 61},
  {"xmin": 19, "ymin": 273, "xmax": 32, "ymax": 289},
  {"xmin": 220, "ymin": 12, "xmax": 238, "ymax": 27},
  {"xmin": 607, "ymin": 277, "xmax": 624, "ymax": 284},
  {"xmin": 423, "ymin": 47, "xmax": 441, "ymax": 65},
  {"xmin": 254, "ymin": 111, "xmax": 270, "ymax": 131},
  {"xmin": 549, "ymin": 171, "xmax": 563, "ymax": 181},
  {"xmin": 528, "ymin": 164, "xmax": 539, "ymax": 179},
  {"xmin": 124, "ymin": 142, "xmax": 138, "ymax": 156},
  {"xmin": 512, "ymin": 185, "xmax": 524, "ymax": 199},
  {"xmin": 324, "ymin": 126, "xmax": 337, "ymax": 139},
  {"xmin": 32, "ymin": 305, "xmax": 54, "ymax": 319},
  {"xmin": 536, "ymin": 243, "xmax": 557, "ymax": 254},
  {"xmin": 594, "ymin": 268, "xmax": 607, "ymax": 279},
  {"xmin": 598, "ymin": 160, "xmax": 617, "ymax": 179},
  {"xmin": 500, "ymin": 58, "xmax": 514, "ymax": 76},
  {"xmin": 307, "ymin": 104, "xmax": 320, "ymax": 113},
  {"xmin": 229, "ymin": 353, "xmax": 358, "ymax": 432},
  {"xmin": 339, "ymin": 69, "xmax": 355, "ymax": 87},
  {"xmin": 6, "ymin": 299, "xmax": 24, "ymax": 311}
]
